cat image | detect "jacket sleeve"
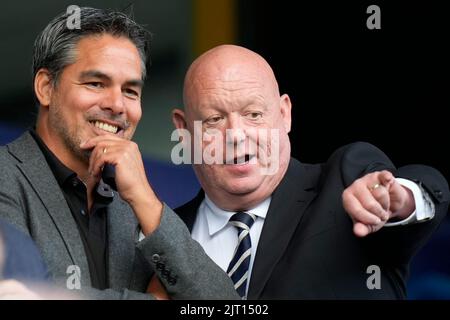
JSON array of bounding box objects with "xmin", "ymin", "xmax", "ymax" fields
[
  {"xmin": 79, "ymin": 205, "xmax": 240, "ymax": 300},
  {"xmin": 135, "ymin": 204, "xmax": 240, "ymax": 300}
]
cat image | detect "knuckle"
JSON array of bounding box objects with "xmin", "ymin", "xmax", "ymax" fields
[
  {"xmin": 365, "ymin": 200, "xmax": 379, "ymax": 212},
  {"xmin": 342, "ymin": 189, "xmax": 350, "ymax": 200},
  {"xmin": 368, "ymin": 171, "xmax": 377, "ymax": 178}
]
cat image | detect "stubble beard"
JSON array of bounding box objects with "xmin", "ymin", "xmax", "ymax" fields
[{"xmin": 49, "ymin": 104, "xmax": 91, "ymax": 164}]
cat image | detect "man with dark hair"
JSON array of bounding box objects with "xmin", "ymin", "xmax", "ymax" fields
[{"xmin": 0, "ymin": 7, "xmax": 238, "ymax": 299}]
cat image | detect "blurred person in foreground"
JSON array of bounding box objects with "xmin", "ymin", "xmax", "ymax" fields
[{"xmin": 0, "ymin": 218, "xmax": 46, "ymax": 299}]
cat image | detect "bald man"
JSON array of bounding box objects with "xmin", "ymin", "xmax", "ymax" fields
[{"xmin": 171, "ymin": 45, "xmax": 449, "ymax": 299}]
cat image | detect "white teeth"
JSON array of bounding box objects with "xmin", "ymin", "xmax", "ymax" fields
[
  {"xmin": 231, "ymin": 155, "xmax": 256, "ymax": 165},
  {"xmin": 93, "ymin": 121, "xmax": 118, "ymax": 134},
  {"xmin": 232, "ymin": 156, "xmax": 247, "ymax": 164}
]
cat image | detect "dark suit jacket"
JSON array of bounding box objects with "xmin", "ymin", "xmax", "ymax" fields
[
  {"xmin": 0, "ymin": 132, "xmax": 238, "ymax": 299},
  {"xmin": 176, "ymin": 142, "xmax": 450, "ymax": 299},
  {"xmin": 0, "ymin": 218, "xmax": 49, "ymax": 282}
]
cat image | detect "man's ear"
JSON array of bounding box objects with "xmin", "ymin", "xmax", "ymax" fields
[
  {"xmin": 172, "ymin": 108, "xmax": 188, "ymax": 130},
  {"xmin": 34, "ymin": 69, "xmax": 53, "ymax": 107},
  {"xmin": 280, "ymin": 94, "xmax": 292, "ymax": 133}
]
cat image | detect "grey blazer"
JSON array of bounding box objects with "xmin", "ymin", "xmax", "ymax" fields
[{"xmin": 0, "ymin": 132, "xmax": 238, "ymax": 300}]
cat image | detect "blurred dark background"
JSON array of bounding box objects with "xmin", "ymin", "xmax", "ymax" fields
[
  {"xmin": 239, "ymin": 1, "xmax": 449, "ymax": 181},
  {"xmin": 0, "ymin": 0, "xmax": 449, "ymax": 298}
]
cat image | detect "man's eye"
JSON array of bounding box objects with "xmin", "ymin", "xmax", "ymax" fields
[
  {"xmin": 85, "ymin": 82, "xmax": 103, "ymax": 89},
  {"xmin": 124, "ymin": 88, "xmax": 139, "ymax": 98},
  {"xmin": 205, "ymin": 116, "xmax": 222, "ymax": 125},
  {"xmin": 246, "ymin": 112, "xmax": 262, "ymax": 120}
]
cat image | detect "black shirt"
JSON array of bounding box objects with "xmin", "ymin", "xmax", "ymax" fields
[{"xmin": 30, "ymin": 130, "xmax": 114, "ymax": 289}]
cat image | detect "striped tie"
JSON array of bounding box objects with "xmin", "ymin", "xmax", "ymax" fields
[{"xmin": 227, "ymin": 211, "xmax": 256, "ymax": 299}]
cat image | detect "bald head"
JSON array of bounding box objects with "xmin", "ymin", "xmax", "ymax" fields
[
  {"xmin": 173, "ymin": 44, "xmax": 292, "ymax": 211},
  {"xmin": 183, "ymin": 45, "xmax": 280, "ymax": 113}
]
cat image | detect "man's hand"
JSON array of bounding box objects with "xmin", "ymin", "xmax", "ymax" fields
[
  {"xmin": 147, "ymin": 275, "xmax": 170, "ymax": 300},
  {"xmin": 342, "ymin": 170, "xmax": 416, "ymax": 237},
  {"xmin": 80, "ymin": 136, "xmax": 163, "ymax": 235}
]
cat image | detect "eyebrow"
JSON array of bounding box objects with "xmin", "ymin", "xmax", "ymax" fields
[{"xmin": 79, "ymin": 70, "xmax": 144, "ymax": 88}]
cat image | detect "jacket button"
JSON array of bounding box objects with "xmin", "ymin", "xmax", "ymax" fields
[
  {"xmin": 168, "ymin": 277, "xmax": 177, "ymax": 285},
  {"xmin": 152, "ymin": 254, "xmax": 160, "ymax": 263},
  {"xmin": 162, "ymin": 269, "xmax": 170, "ymax": 278},
  {"xmin": 156, "ymin": 262, "xmax": 164, "ymax": 271}
]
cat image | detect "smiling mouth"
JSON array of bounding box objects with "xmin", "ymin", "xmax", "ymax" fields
[{"xmin": 89, "ymin": 120, "xmax": 123, "ymax": 134}]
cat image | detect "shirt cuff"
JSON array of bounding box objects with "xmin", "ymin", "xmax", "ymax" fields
[{"xmin": 384, "ymin": 178, "xmax": 435, "ymax": 227}]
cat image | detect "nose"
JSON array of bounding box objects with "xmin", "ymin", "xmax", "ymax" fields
[
  {"xmin": 226, "ymin": 114, "xmax": 246, "ymax": 146},
  {"xmin": 102, "ymin": 86, "xmax": 125, "ymax": 115}
]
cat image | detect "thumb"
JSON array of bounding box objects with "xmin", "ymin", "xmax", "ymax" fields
[{"xmin": 353, "ymin": 222, "xmax": 371, "ymax": 237}]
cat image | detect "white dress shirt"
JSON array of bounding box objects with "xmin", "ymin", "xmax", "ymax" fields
[
  {"xmin": 190, "ymin": 179, "xmax": 434, "ymax": 297},
  {"xmin": 191, "ymin": 194, "xmax": 271, "ymax": 296}
]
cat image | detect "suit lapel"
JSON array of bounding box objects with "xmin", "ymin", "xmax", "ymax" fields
[
  {"xmin": 248, "ymin": 158, "xmax": 319, "ymax": 299},
  {"xmin": 7, "ymin": 132, "xmax": 91, "ymax": 284},
  {"xmin": 175, "ymin": 159, "xmax": 321, "ymax": 299},
  {"xmin": 176, "ymin": 190, "xmax": 205, "ymax": 232},
  {"xmin": 106, "ymin": 196, "xmax": 139, "ymax": 289}
]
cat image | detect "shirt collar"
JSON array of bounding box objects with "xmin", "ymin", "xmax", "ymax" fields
[
  {"xmin": 203, "ymin": 194, "xmax": 271, "ymax": 237},
  {"xmin": 29, "ymin": 129, "xmax": 114, "ymax": 199}
]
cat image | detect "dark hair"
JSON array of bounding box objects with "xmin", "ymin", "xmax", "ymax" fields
[{"xmin": 32, "ymin": 7, "xmax": 151, "ymax": 84}]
